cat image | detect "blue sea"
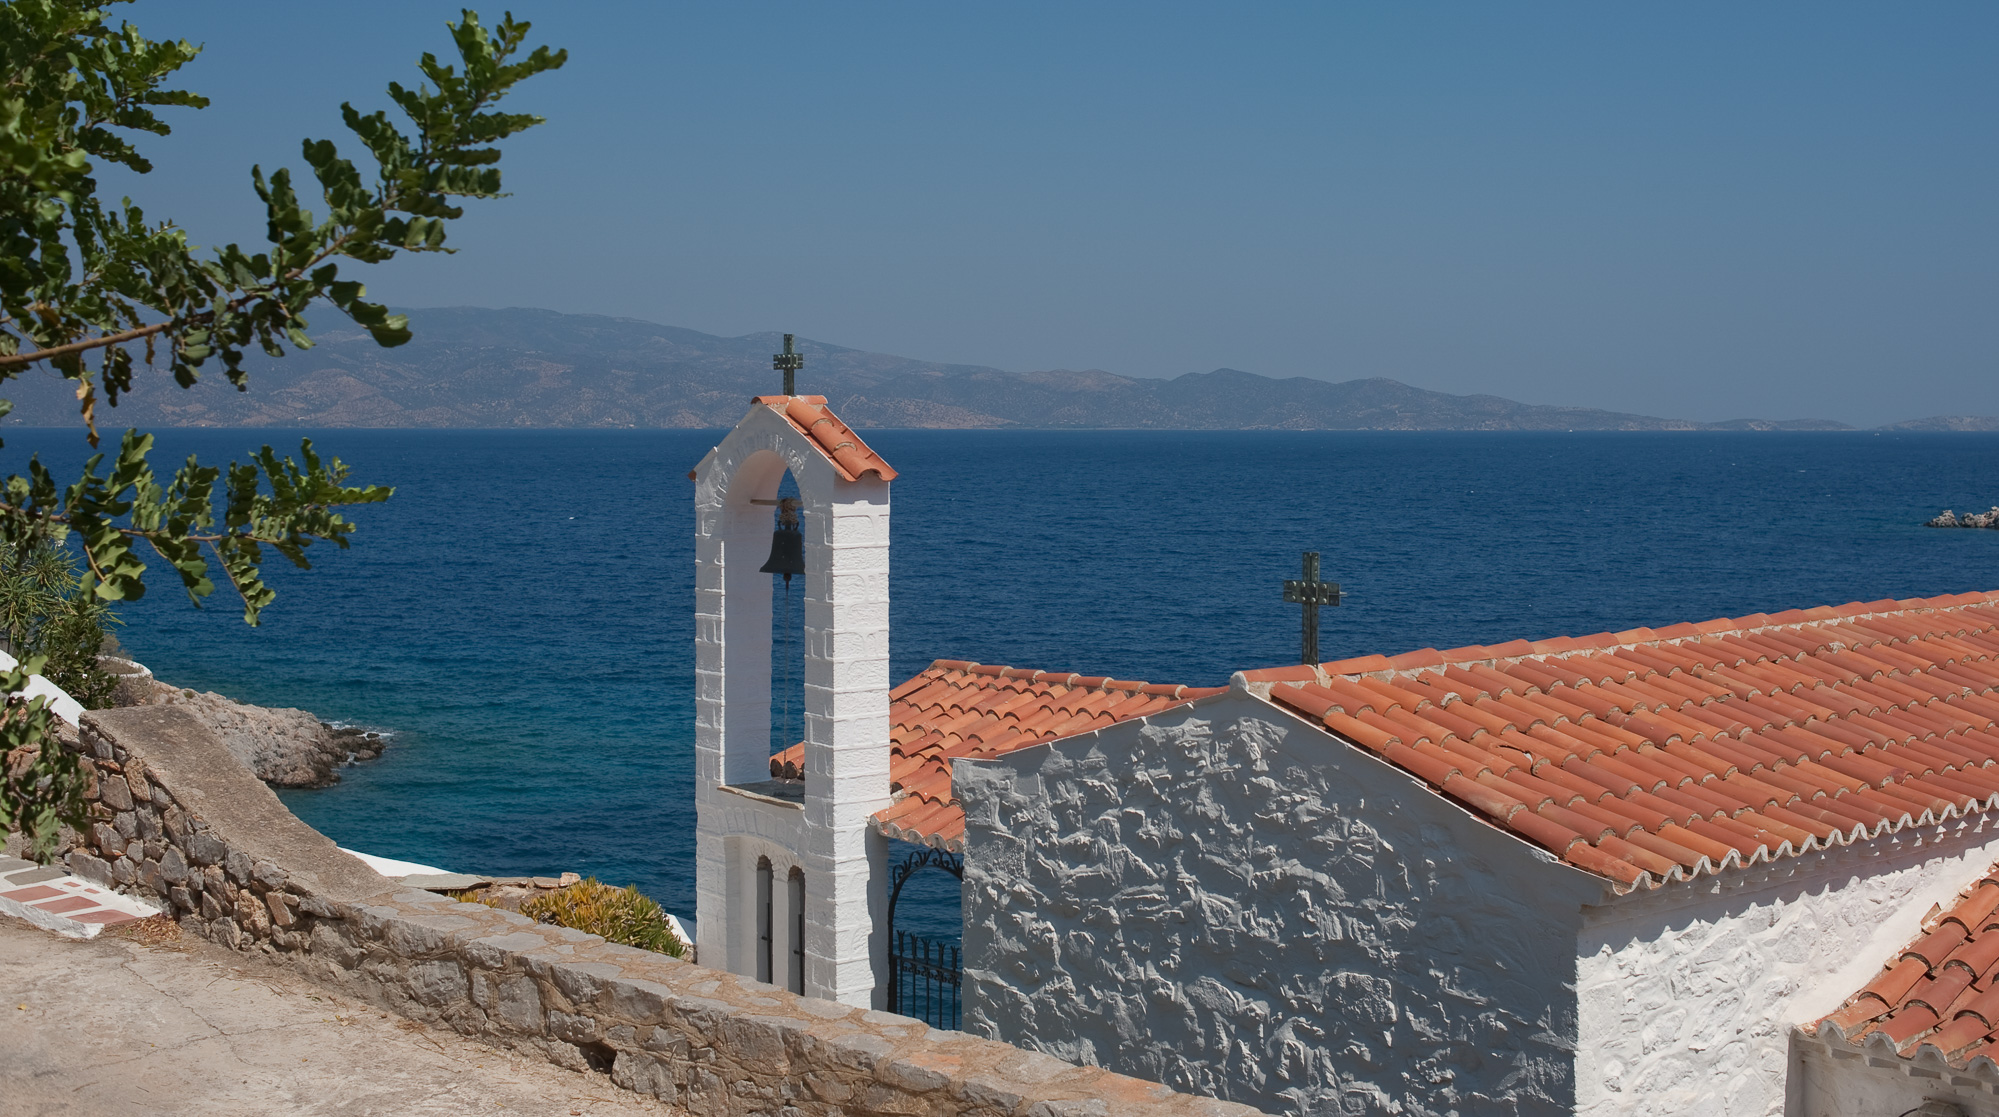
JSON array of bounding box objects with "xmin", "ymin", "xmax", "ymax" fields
[{"xmin": 9, "ymin": 427, "xmax": 1999, "ymax": 936}]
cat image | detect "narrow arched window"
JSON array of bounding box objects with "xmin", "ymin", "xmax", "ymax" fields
[
  {"xmin": 787, "ymin": 867, "xmax": 806, "ymax": 995},
  {"xmin": 755, "ymin": 855, "xmax": 774, "ymax": 984}
]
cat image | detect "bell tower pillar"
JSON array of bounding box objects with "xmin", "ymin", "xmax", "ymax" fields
[{"xmin": 690, "ymin": 386, "xmax": 895, "ymax": 1007}]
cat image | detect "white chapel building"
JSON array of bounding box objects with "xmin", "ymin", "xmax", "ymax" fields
[{"xmin": 692, "ymin": 386, "xmax": 1999, "ymax": 1116}]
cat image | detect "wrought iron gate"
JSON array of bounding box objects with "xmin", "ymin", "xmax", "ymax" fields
[
  {"xmin": 884, "ymin": 846, "xmax": 963, "ymax": 1029},
  {"xmin": 888, "ymin": 929, "xmax": 961, "ymax": 1030}
]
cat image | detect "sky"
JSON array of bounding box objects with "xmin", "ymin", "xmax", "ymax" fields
[{"xmin": 99, "ymin": 3, "xmax": 1996, "ymax": 426}]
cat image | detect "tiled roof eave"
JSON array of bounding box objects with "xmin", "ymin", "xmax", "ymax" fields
[
  {"xmin": 1806, "ymin": 1017, "xmax": 1999, "ymax": 1081},
  {"xmin": 1287, "ymin": 697, "xmax": 1997, "ymax": 898},
  {"xmin": 1814, "ymin": 842, "xmax": 1999, "ymax": 1063},
  {"xmin": 1245, "ymin": 591, "xmax": 1999, "ymax": 894},
  {"xmin": 873, "ymin": 814, "xmax": 964, "ymax": 854},
  {"xmin": 1597, "ymin": 798, "xmax": 1991, "ymax": 896},
  {"xmin": 1314, "ymin": 705, "xmax": 1999, "ymax": 895}
]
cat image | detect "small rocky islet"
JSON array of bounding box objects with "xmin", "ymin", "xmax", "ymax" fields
[{"xmin": 1927, "ymin": 507, "xmax": 1999, "ymax": 529}]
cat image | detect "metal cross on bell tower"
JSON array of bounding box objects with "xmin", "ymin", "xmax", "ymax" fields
[
  {"xmin": 1282, "ymin": 551, "xmax": 1342, "ymax": 665},
  {"xmin": 774, "ymin": 333, "xmax": 804, "ymax": 396}
]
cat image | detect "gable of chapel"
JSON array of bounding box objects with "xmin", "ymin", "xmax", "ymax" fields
[{"xmin": 957, "ymin": 691, "xmax": 1599, "ymax": 1115}]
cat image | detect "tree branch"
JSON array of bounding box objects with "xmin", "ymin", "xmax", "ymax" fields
[
  {"xmin": 0, "ymin": 213, "xmax": 387, "ymax": 374},
  {"xmin": 0, "ymin": 319, "xmax": 177, "ymax": 370},
  {"xmin": 0, "ymin": 502, "xmax": 355, "ymax": 548}
]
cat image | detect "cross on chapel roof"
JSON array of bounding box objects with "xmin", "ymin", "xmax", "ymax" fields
[{"xmin": 774, "ymin": 333, "xmax": 804, "ymax": 396}]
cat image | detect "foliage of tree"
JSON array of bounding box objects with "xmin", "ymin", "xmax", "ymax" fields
[
  {"xmin": 0, "ymin": 658, "xmax": 79, "ymax": 861},
  {"xmin": 0, "ymin": 534, "xmax": 118, "ymax": 709},
  {"xmin": 0, "ymin": 0, "xmax": 565, "ymax": 858}
]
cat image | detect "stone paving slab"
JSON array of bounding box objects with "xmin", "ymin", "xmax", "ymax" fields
[
  {"xmin": 0, "ymin": 863, "xmax": 159, "ymax": 939},
  {"xmin": 0, "ymin": 918, "xmax": 683, "ymax": 1117},
  {"xmin": 397, "ymin": 872, "xmax": 491, "ymax": 892}
]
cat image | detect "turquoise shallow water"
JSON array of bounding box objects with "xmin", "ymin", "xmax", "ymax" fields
[{"xmin": 8, "ymin": 426, "xmax": 1999, "ymax": 935}]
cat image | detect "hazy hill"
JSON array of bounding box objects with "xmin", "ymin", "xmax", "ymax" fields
[
  {"xmin": 1880, "ymin": 416, "xmax": 1999, "ymax": 432},
  {"xmin": 0, "ymin": 306, "xmax": 1870, "ymax": 431}
]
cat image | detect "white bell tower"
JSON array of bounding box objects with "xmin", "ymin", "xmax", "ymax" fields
[{"xmin": 689, "ymin": 358, "xmax": 894, "ymax": 1007}]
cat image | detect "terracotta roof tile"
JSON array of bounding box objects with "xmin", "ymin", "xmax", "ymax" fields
[
  {"xmin": 747, "ymin": 395, "xmax": 899, "ymax": 482},
  {"xmin": 771, "ymin": 659, "xmax": 1219, "ymax": 851},
  {"xmin": 1327, "ymin": 654, "xmax": 1397, "ymax": 674},
  {"xmin": 1237, "ymin": 664, "xmax": 1323, "ymax": 684},
  {"xmin": 1814, "ymin": 864, "xmax": 1999, "ymax": 1066}
]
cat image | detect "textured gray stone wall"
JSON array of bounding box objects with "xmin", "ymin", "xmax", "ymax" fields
[
  {"xmin": 54, "ymin": 705, "xmax": 1263, "ymax": 1117},
  {"xmin": 956, "ymin": 695, "xmax": 1606, "ymax": 1116}
]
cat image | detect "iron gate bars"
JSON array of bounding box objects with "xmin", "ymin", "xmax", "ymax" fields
[{"xmin": 883, "ymin": 845, "xmax": 964, "ymax": 1029}]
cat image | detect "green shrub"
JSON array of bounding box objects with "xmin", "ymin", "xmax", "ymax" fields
[
  {"xmin": 518, "ymin": 878, "xmax": 686, "ymax": 957},
  {"xmin": 0, "ymin": 536, "xmax": 118, "ymax": 710}
]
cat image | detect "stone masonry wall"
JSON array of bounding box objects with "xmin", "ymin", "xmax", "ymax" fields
[
  {"xmin": 55, "ymin": 705, "xmax": 1264, "ymax": 1117},
  {"xmin": 956, "ymin": 694, "xmax": 1607, "ymax": 1117}
]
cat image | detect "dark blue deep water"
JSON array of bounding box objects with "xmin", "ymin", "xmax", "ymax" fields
[{"xmin": 9, "ymin": 428, "xmax": 1999, "ymax": 935}]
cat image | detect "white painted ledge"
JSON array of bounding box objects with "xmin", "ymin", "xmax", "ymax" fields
[
  {"xmin": 0, "ymin": 649, "xmax": 84, "ymax": 727},
  {"xmin": 339, "ymin": 848, "xmax": 449, "ymax": 877}
]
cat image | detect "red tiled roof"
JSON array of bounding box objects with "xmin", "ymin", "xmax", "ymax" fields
[
  {"xmin": 1249, "ymin": 591, "xmax": 1999, "ymax": 892},
  {"xmin": 1815, "ymin": 868, "xmax": 1999, "ymax": 1069},
  {"xmin": 769, "ymin": 660, "xmax": 1223, "ymax": 851},
  {"xmin": 750, "ymin": 395, "xmax": 897, "ymax": 482}
]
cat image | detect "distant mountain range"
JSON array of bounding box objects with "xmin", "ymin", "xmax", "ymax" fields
[{"xmin": 0, "ymin": 307, "xmax": 1984, "ymax": 432}]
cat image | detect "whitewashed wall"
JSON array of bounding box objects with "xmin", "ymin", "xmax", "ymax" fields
[
  {"xmin": 955, "ymin": 691, "xmax": 1606, "ymax": 1116},
  {"xmin": 713, "ymin": 786, "xmax": 805, "ymax": 977},
  {"xmin": 1578, "ymin": 814, "xmax": 1999, "ymax": 1117}
]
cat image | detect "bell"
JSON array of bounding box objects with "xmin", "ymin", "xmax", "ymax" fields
[{"xmin": 759, "ymin": 523, "xmax": 805, "ymax": 584}]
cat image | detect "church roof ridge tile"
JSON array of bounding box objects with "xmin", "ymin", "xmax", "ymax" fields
[{"xmin": 744, "ymin": 395, "xmax": 898, "ymax": 482}]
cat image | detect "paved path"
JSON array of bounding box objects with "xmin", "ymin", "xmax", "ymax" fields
[
  {"xmin": 0, "ymin": 918, "xmax": 681, "ymax": 1116},
  {"xmin": 0, "ymin": 857, "xmax": 158, "ymax": 937}
]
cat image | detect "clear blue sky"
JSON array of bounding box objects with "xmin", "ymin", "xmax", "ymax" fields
[{"xmin": 106, "ymin": 3, "xmax": 1995, "ymax": 425}]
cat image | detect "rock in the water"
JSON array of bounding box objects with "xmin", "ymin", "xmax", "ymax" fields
[
  {"xmin": 1928, "ymin": 507, "xmax": 1999, "ymax": 528},
  {"xmin": 328, "ymin": 723, "xmax": 390, "ymax": 762},
  {"xmin": 126, "ymin": 680, "xmax": 388, "ymax": 788}
]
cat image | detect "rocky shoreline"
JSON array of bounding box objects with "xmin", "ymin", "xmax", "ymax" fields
[
  {"xmin": 1927, "ymin": 508, "xmax": 1999, "ymax": 528},
  {"xmin": 104, "ymin": 659, "xmax": 389, "ymax": 789}
]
